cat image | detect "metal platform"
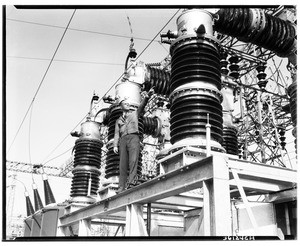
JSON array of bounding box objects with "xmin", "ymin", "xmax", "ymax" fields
[{"xmin": 58, "ymin": 148, "xmax": 297, "ymax": 236}]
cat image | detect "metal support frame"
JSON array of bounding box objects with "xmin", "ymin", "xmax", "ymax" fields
[
  {"xmin": 78, "ymin": 219, "xmax": 91, "ymax": 236},
  {"xmin": 58, "ymin": 150, "xmax": 296, "ymax": 237},
  {"xmin": 203, "ymin": 155, "xmax": 231, "ymax": 236},
  {"xmin": 125, "ymin": 204, "xmax": 148, "ymax": 236},
  {"xmin": 146, "ymin": 203, "xmax": 151, "ymax": 235},
  {"xmin": 231, "ymin": 169, "xmax": 259, "ymax": 234}
]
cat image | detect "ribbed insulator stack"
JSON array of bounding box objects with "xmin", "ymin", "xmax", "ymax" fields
[
  {"xmin": 238, "ymin": 143, "xmax": 243, "ymax": 159},
  {"xmin": 143, "ymin": 116, "xmax": 159, "ymax": 136},
  {"xmin": 228, "ymin": 55, "xmax": 240, "ymax": 80},
  {"xmin": 70, "ymin": 138, "xmax": 103, "ymax": 198},
  {"xmin": 105, "ymin": 147, "xmax": 119, "ymax": 179},
  {"xmin": 214, "ymin": 8, "xmax": 296, "ymax": 57},
  {"xmin": 107, "ymin": 105, "xmax": 123, "ymax": 141},
  {"xmin": 170, "ymin": 93, "xmax": 223, "ymax": 144},
  {"xmin": 222, "ymin": 127, "xmax": 238, "ymax": 155},
  {"xmin": 105, "ymin": 105, "xmax": 122, "ymax": 180},
  {"xmin": 144, "ymin": 66, "xmax": 170, "ymax": 96},
  {"xmin": 256, "ymin": 62, "xmax": 268, "ymax": 89},
  {"xmin": 220, "ymin": 48, "xmax": 229, "ymax": 75},
  {"xmin": 255, "ymin": 127, "xmax": 260, "ymax": 143},
  {"xmin": 288, "ymin": 81, "xmax": 297, "ymax": 126},
  {"xmin": 169, "ymin": 9, "xmax": 223, "ymax": 151},
  {"xmin": 170, "ymin": 41, "xmax": 221, "ymax": 92},
  {"xmin": 293, "ymin": 128, "xmax": 297, "ymax": 152},
  {"xmin": 278, "ymin": 128, "xmax": 286, "ymax": 150},
  {"xmin": 287, "ymin": 81, "xmax": 297, "ymax": 151},
  {"xmin": 156, "ymin": 161, "xmax": 161, "ymax": 176}
]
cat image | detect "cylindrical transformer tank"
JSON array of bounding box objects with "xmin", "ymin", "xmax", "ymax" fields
[
  {"xmin": 70, "ymin": 120, "xmax": 103, "ymax": 203},
  {"xmin": 169, "ymin": 9, "xmax": 224, "ymax": 152},
  {"xmin": 177, "ymin": 9, "xmax": 214, "ymax": 36},
  {"xmin": 115, "ymin": 81, "xmax": 141, "ymax": 107}
]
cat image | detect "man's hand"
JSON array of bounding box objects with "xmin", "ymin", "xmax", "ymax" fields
[
  {"xmin": 113, "ymin": 146, "xmax": 119, "ymax": 154},
  {"xmin": 148, "ymin": 87, "xmax": 155, "ymax": 97},
  {"xmin": 141, "ymin": 87, "xmax": 155, "ymax": 98}
]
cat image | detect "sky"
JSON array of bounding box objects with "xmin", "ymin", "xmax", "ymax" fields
[{"xmin": 4, "ymin": 6, "xmax": 181, "ymax": 216}]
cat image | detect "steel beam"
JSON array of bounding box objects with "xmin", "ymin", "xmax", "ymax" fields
[
  {"xmin": 264, "ymin": 188, "xmax": 297, "ymax": 203},
  {"xmin": 227, "ymin": 158, "xmax": 297, "ymax": 184},
  {"xmin": 154, "ymin": 194, "xmax": 203, "ymax": 209},
  {"xmin": 59, "ymin": 153, "xmax": 297, "ymax": 236},
  {"xmin": 229, "ymin": 178, "xmax": 289, "ymax": 193},
  {"xmin": 59, "ymin": 156, "xmax": 213, "ymax": 227}
]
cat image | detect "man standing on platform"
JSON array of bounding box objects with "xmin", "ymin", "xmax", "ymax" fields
[{"xmin": 114, "ymin": 88, "xmax": 154, "ymax": 193}]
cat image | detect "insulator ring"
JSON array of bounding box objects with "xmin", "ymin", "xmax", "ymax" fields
[
  {"xmin": 145, "ymin": 66, "xmax": 170, "ymax": 96},
  {"xmin": 143, "ymin": 116, "xmax": 159, "ymax": 136},
  {"xmin": 70, "ymin": 172, "xmax": 100, "ymax": 197},
  {"xmin": 170, "ymin": 94, "xmax": 223, "ymax": 144},
  {"xmin": 222, "ymin": 127, "xmax": 238, "ymax": 155},
  {"xmin": 170, "ymin": 42, "xmax": 221, "ymax": 91},
  {"xmin": 107, "ymin": 105, "xmax": 122, "ymax": 141},
  {"xmin": 170, "ymin": 87, "xmax": 223, "ymax": 104}
]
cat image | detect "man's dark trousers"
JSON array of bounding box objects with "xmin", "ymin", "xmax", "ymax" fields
[{"xmin": 119, "ymin": 133, "xmax": 140, "ymax": 190}]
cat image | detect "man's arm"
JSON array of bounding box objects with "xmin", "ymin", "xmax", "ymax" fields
[
  {"xmin": 137, "ymin": 88, "xmax": 154, "ymax": 116},
  {"xmin": 113, "ymin": 120, "xmax": 120, "ymax": 153}
]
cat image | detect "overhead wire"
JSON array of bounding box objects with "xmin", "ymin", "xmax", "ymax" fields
[
  {"xmin": 28, "ymin": 101, "xmax": 34, "ymax": 164},
  {"xmin": 6, "ymin": 9, "xmax": 77, "ymax": 156},
  {"xmin": 6, "ymin": 55, "xmax": 124, "ymax": 66},
  {"xmin": 43, "ymin": 146, "xmax": 74, "ymax": 165},
  {"xmin": 41, "ymin": 8, "xmax": 181, "ymax": 165},
  {"xmin": 6, "ymin": 17, "xmax": 161, "ymax": 43}
]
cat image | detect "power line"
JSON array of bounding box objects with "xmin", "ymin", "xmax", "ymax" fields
[
  {"xmin": 41, "ymin": 9, "xmax": 180, "ymax": 165},
  {"xmin": 43, "ymin": 146, "xmax": 74, "ymax": 165},
  {"xmin": 28, "ymin": 102, "xmax": 34, "ymax": 163},
  {"xmin": 6, "ymin": 9, "xmax": 77, "ymax": 156},
  {"xmin": 7, "ymin": 55, "xmax": 124, "ymax": 66},
  {"xmin": 6, "ymin": 17, "xmax": 161, "ymax": 43}
]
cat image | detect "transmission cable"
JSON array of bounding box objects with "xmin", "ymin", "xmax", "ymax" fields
[
  {"xmin": 43, "ymin": 145, "xmax": 74, "ymax": 165},
  {"xmin": 7, "ymin": 55, "xmax": 124, "ymax": 66},
  {"xmin": 6, "ymin": 9, "xmax": 77, "ymax": 155},
  {"xmin": 41, "ymin": 9, "xmax": 181, "ymax": 165},
  {"xmin": 28, "ymin": 101, "xmax": 34, "ymax": 164},
  {"xmin": 7, "ymin": 18, "xmax": 159, "ymax": 43}
]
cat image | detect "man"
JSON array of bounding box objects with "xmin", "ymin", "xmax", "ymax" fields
[{"xmin": 113, "ymin": 88, "xmax": 154, "ymax": 193}]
